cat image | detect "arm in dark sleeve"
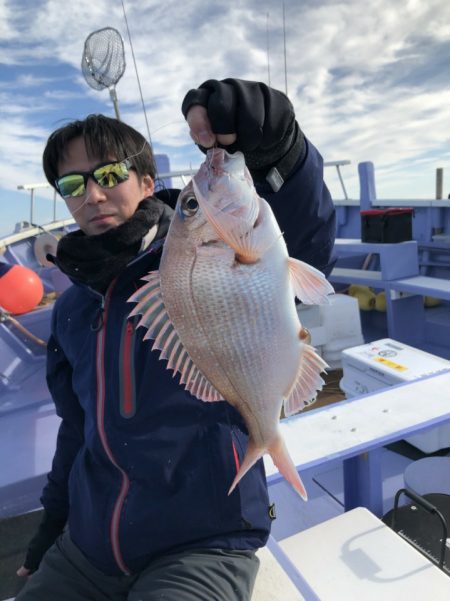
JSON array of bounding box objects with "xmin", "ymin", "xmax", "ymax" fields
[
  {"xmin": 20, "ymin": 306, "xmax": 85, "ymax": 573},
  {"xmin": 182, "ymin": 78, "xmax": 336, "ymax": 275},
  {"xmin": 40, "ymin": 309, "xmax": 84, "ymax": 519},
  {"xmin": 256, "ymin": 137, "xmax": 337, "ymax": 277}
]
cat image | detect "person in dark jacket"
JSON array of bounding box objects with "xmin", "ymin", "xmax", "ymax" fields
[{"xmin": 16, "ymin": 78, "xmax": 336, "ymax": 601}]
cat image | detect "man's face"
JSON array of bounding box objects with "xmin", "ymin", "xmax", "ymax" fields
[{"xmin": 57, "ymin": 136, "xmax": 154, "ymax": 236}]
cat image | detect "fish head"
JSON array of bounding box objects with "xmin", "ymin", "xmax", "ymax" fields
[
  {"xmin": 193, "ymin": 148, "xmax": 256, "ymax": 220},
  {"xmin": 165, "ymin": 148, "xmax": 276, "ymax": 266},
  {"xmin": 191, "ymin": 149, "xmax": 261, "ymax": 258},
  {"xmin": 162, "ymin": 175, "xmax": 232, "ymax": 265}
]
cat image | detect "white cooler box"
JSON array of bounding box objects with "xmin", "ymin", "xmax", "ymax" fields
[
  {"xmin": 298, "ymin": 294, "xmax": 364, "ymax": 368},
  {"xmin": 340, "ymin": 338, "xmax": 450, "ymax": 453}
]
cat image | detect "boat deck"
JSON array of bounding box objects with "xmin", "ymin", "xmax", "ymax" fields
[
  {"xmin": 2, "ymin": 370, "xmax": 450, "ymax": 600},
  {"xmin": 3, "ymin": 440, "xmax": 446, "ymax": 600}
]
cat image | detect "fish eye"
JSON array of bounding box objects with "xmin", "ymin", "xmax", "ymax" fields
[{"xmin": 181, "ymin": 195, "xmax": 199, "ymax": 217}]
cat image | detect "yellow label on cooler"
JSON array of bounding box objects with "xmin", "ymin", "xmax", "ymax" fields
[{"xmin": 374, "ymin": 356, "xmax": 408, "ymax": 371}]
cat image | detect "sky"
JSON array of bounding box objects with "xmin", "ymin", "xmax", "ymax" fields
[{"xmin": 2, "ymin": 0, "xmax": 450, "ymax": 236}]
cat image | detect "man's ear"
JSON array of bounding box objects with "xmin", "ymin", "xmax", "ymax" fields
[{"xmin": 142, "ymin": 174, "xmax": 154, "ymax": 196}]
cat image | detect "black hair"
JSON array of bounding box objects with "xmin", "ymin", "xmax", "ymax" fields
[{"xmin": 42, "ymin": 114, "xmax": 156, "ymax": 189}]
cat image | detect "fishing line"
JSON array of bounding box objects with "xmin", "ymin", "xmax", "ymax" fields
[{"xmin": 121, "ymin": 0, "xmax": 152, "ymax": 145}]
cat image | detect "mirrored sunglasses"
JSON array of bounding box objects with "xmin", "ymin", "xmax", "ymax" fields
[{"xmin": 55, "ymin": 159, "xmax": 133, "ymax": 199}]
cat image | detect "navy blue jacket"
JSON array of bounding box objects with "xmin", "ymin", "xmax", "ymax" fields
[{"xmin": 42, "ymin": 139, "xmax": 336, "ymax": 576}]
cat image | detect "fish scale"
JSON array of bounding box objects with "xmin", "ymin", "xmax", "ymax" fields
[{"xmin": 188, "ymin": 255, "xmax": 299, "ymax": 412}]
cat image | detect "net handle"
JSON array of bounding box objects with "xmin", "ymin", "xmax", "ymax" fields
[{"xmin": 82, "ymin": 27, "xmax": 125, "ymax": 119}]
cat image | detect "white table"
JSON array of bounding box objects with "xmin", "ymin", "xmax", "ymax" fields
[
  {"xmin": 265, "ymin": 370, "xmax": 450, "ymax": 515},
  {"xmin": 276, "ymin": 507, "xmax": 450, "ymax": 600}
]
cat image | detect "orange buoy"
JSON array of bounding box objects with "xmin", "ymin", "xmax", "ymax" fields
[{"xmin": 0, "ymin": 263, "xmax": 44, "ymax": 315}]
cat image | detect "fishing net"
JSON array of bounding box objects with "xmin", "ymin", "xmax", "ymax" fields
[{"xmin": 82, "ymin": 27, "xmax": 126, "ymax": 91}]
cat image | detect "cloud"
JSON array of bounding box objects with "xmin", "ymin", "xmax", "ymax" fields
[{"xmin": 1, "ymin": 0, "xmax": 450, "ymax": 236}]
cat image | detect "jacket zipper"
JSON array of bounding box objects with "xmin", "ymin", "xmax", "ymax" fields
[
  {"xmin": 95, "ymin": 280, "xmax": 131, "ymax": 575},
  {"xmin": 120, "ymin": 320, "xmax": 136, "ymax": 418},
  {"xmin": 91, "ymin": 239, "xmax": 164, "ymax": 573}
]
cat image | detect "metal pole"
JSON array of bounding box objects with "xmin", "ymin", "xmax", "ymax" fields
[
  {"xmin": 336, "ymin": 165, "xmax": 349, "ymax": 200},
  {"xmin": 282, "ymin": 1, "xmax": 288, "ymax": 96},
  {"xmin": 436, "ymin": 167, "xmax": 443, "ymax": 199},
  {"xmin": 30, "ymin": 189, "xmax": 35, "ymax": 224},
  {"xmin": 53, "ymin": 190, "xmax": 57, "ymax": 221},
  {"xmin": 266, "ymin": 13, "xmax": 271, "ymax": 87},
  {"xmin": 109, "ymin": 87, "xmax": 121, "ymax": 120}
]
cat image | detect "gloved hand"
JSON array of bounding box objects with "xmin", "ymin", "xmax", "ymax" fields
[
  {"xmin": 16, "ymin": 511, "xmax": 66, "ymax": 576},
  {"xmin": 181, "ymin": 78, "xmax": 305, "ymax": 191}
]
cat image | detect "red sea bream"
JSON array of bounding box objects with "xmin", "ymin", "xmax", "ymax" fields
[{"xmin": 128, "ymin": 148, "xmax": 334, "ymax": 499}]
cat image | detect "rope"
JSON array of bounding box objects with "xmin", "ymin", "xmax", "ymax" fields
[{"xmin": 0, "ymin": 309, "xmax": 46, "ymax": 347}]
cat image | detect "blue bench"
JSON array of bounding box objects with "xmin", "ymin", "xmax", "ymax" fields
[
  {"xmin": 330, "ymin": 239, "xmax": 450, "ymax": 352},
  {"xmin": 389, "ymin": 275, "xmax": 450, "ymax": 301}
]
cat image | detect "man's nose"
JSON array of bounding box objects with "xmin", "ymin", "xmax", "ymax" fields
[{"xmin": 85, "ymin": 177, "xmax": 107, "ymax": 203}]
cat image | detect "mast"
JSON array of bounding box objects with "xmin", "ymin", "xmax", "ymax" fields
[
  {"xmin": 282, "ymin": 1, "xmax": 288, "ymax": 96},
  {"xmin": 266, "ymin": 12, "xmax": 271, "ymax": 86}
]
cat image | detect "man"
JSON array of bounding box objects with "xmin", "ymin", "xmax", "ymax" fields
[{"xmin": 16, "ymin": 78, "xmax": 335, "ymax": 600}]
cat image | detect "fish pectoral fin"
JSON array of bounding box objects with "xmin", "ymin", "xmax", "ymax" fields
[
  {"xmin": 287, "ymin": 257, "xmax": 334, "ymax": 305},
  {"xmin": 192, "ymin": 178, "xmax": 267, "ymax": 263},
  {"xmin": 283, "ymin": 344, "xmax": 329, "ymax": 416},
  {"xmin": 127, "ymin": 271, "xmax": 224, "ymax": 403}
]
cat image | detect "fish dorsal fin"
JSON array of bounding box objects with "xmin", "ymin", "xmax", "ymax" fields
[
  {"xmin": 283, "ymin": 344, "xmax": 329, "ymax": 416},
  {"xmin": 128, "ymin": 271, "xmax": 224, "ymax": 403},
  {"xmin": 287, "ymin": 257, "xmax": 334, "ymax": 305}
]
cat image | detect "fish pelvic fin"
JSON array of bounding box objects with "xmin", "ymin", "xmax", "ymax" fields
[
  {"xmin": 228, "ymin": 436, "xmax": 308, "ymax": 501},
  {"xmin": 127, "ymin": 271, "xmax": 224, "ymax": 403},
  {"xmin": 287, "ymin": 257, "xmax": 334, "ymax": 305},
  {"xmin": 283, "ymin": 344, "xmax": 329, "ymax": 417}
]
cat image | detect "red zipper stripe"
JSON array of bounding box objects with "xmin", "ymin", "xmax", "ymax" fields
[
  {"xmin": 95, "ymin": 281, "xmax": 131, "ymax": 575},
  {"xmin": 231, "ymin": 438, "xmax": 240, "ymax": 473}
]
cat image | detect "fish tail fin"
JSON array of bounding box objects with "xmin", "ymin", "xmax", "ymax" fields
[
  {"xmin": 227, "ymin": 435, "xmax": 308, "ymax": 501},
  {"xmin": 268, "ymin": 435, "xmax": 308, "ymax": 501},
  {"xmin": 228, "ymin": 440, "xmax": 265, "ymax": 496}
]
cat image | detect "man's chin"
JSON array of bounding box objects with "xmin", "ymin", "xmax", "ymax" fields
[{"xmin": 84, "ymin": 218, "xmax": 119, "ymax": 235}]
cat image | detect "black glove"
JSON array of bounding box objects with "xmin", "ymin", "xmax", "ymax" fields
[
  {"xmin": 22, "ymin": 511, "xmax": 66, "ymax": 573},
  {"xmin": 181, "ymin": 78, "xmax": 305, "ymax": 191}
]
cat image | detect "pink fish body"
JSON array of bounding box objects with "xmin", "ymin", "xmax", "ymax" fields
[{"xmin": 129, "ymin": 149, "xmax": 334, "ymax": 499}]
